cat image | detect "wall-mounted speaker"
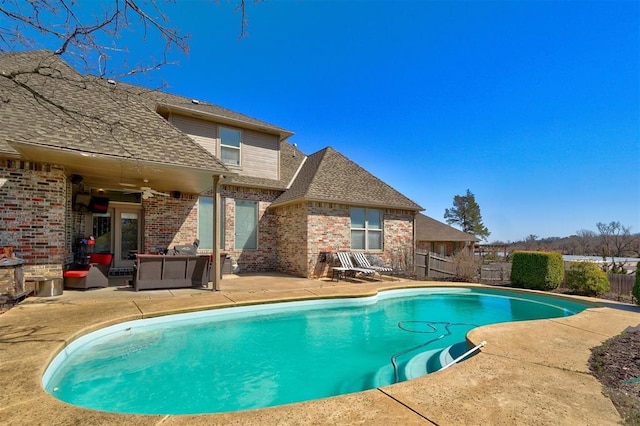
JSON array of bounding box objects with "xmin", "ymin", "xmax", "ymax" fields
[
  {"xmin": 70, "ymin": 174, "xmax": 83, "ymax": 184},
  {"xmin": 171, "ymin": 191, "xmax": 181, "ymax": 199}
]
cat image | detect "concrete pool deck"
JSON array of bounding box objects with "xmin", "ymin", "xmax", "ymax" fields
[{"xmin": 1, "ymin": 274, "xmax": 639, "ymax": 425}]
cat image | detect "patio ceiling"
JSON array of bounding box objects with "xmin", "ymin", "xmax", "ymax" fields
[{"xmin": 10, "ymin": 142, "xmax": 228, "ymax": 195}]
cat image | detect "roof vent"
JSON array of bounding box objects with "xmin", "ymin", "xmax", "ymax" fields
[
  {"xmin": 191, "ymin": 99, "xmax": 200, "ymax": 104},
  {"xmin": 107, "ymin": 79, "xmax": 116, "ymax": 85}
]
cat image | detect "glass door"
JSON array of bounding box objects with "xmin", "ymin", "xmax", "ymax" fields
[
  {"xmin": 92, "ymin": 204, "xmax": 141, "ymax": 269},
  {"xmin": 92, "ymin": 212, "xmax": 112, "ymax": 254},
  {"xmin": 118, "ymin": 211, "xmax": 140, "ymax": 267}
]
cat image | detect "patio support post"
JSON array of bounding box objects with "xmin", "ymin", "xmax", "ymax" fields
[
  {"xmin": 413, "ymin": 211, "xmax": 418, "ymax": 276},
  {"xmin": 212, "ymin": 175, "xmax": 222, "ymax": 291}
]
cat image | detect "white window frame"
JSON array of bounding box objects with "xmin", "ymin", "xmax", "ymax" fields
[
  {"xmin": 350, "ymin": 207, "xmax": 383, "ymax": 251},
  {"xmin": 220, "ymin": 126, "xmax": 242, "ymax": 167}
]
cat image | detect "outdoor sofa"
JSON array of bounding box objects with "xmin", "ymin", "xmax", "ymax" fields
[{"xmin": 133, "ymin": 254, "xmax": 211, "ymax": 291}]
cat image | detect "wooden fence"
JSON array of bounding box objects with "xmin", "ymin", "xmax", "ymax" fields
[
  {"xmin": 607, "ymin": 273, "xmax": 637, "ymax": 301},
  {"xmin": 415, "ymin": 251, "xmax": 456, "ymax": 280},
  {"xmin": 416, "ymin": 251, "xmax": 636, "ymax": 300},
  {"xmin": 480, "ymin": 263, "xmax": 511, "ymax": 284},
  {"xmin": 415, "ymin": 251, "xmax": 511, "ymax": 283}
]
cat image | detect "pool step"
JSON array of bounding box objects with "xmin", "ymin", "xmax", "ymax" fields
[
  {"xmin": 402, "ymin": 348, "xmax": 442, "ymax": 381},
  {"xmin": 404, "ymin": 342, "xmax": 470, "ymax": 379},
  {"xmin": 339, "ymin": 342, "xmax": 474, "ymax": 394}
]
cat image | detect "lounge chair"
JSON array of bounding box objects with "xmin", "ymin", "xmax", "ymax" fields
[
  {"xmin": 352, "ymin": 252, "xmax": 393, "ymax": 274},
  {"xmin": 63, "ymin": 253, "xmax": 113, "ymax": 289},
  {"xmin": 332, "ymin": 252, "xmax": 376, "ymax": 281}
]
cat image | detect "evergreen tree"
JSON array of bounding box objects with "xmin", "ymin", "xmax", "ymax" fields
[{"xmin": 444, "ymin": 189, "xmax": 490, "ymax": 240}]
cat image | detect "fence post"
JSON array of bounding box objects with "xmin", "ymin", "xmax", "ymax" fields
[{"xmin": 426, "ymin": 252, "xmax": 431, "ymax": 278}]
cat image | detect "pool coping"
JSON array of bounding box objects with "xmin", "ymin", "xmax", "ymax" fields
[{"xmin": 1, "ymin": 278, "xmax": 639, "ymax": 425}]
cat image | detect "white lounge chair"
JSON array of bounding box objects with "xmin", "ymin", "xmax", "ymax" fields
[
  {"xmin": 332, "ymin": 252, "xmax": 375, "ymax": 281},
  {"xmin": 352, "ymin": 252, "xmax": 393, "ymax": 274}
]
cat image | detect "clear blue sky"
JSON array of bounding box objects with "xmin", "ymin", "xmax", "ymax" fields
[{"xmin": 28, "ymin": 1, "xmax": 640, "ymax": 242}]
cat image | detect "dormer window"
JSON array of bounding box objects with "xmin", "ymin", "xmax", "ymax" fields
[{"xmin": 220, "ymin": 127, "xmax": 241, "ymax": 166}]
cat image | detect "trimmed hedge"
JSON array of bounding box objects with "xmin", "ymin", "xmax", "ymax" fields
[
  {"xmin": 510, "ymin": 251, "xmax": 564, "ymax": 290},
  {"xmin": 566, "ymin": 261, "xmax": 610, "ymax": 296}
]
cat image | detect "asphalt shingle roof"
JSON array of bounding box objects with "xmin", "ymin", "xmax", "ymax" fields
[
  {"xmin": 271, "ymin": 146, "xmax": 422, "ymax": 211},
  {"xmin": 136, "ymin": 88, "xmax": 293, "ymax": 138},
  {"xmin": 1, "ymin": 50, "xmax": 424, "ymax": 211},
  {"xmin": 415, "ymin": 213, "xmax": 479, "ymax": 242},
  {"xmin": 0, "ymin": 50, "xmax": 227, "ymax": 173}
]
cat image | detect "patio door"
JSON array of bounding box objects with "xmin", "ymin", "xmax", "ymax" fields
[{"xmin": 92, "ymin": 203, "xmax": 141, "ymax": 269}]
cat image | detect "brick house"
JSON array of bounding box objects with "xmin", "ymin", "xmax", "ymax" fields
[
  {"xmin": 0, "ymin": 50, "xmax": 422, "ymax": 290},
  {"xmin": 415, "ymin": 214, "xmax": 479, "ymax": 257}
]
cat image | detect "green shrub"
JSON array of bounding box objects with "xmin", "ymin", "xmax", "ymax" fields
[
  {"xmin": 633, "ymin": 261, "xmax": 640, "ymax": 305},
  {"xmin": 510, "ymin": 251, "xmax": 564, "ymax": 290},
  {"xmin": 566, "ymin": 262, "xmax": 610, "ymax": 297}
]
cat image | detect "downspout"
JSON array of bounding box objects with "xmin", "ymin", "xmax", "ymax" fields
[{"xmin": 212, "ymin": 175, "xmax": 222, "ymax": 291}]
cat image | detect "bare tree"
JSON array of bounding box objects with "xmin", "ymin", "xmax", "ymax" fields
[
  {"xmin": 523, "ymin": 234, "xmax": 538, "ymax": 250},
  {"xmin": 596, "ymin": 221, "xmax": 638, "ymax": 258},
  {"xmin": 0, "ymin": 0, "xmax": 257, "ymax": 78},
  {"xmin": 575, "ymin": 229, "xmax": 597, "ymax": 255}
]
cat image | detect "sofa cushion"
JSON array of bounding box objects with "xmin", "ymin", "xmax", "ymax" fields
[{"xmin": 64, "ymin": 270, "xmax": 89, "ymax": 279}]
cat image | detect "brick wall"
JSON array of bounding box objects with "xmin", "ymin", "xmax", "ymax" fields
[
  {"xmin": 221, "ymin": 185, "xmax": 280, "ymax": 273},
  {"xmin": 0, "ymin": 160, "xmax": 67, "ymax": 280},
  {"xmin": 0, "ymin": 158, "xmax": 418, "ymax": 283},
  {"xmin": 306, "ymin": 202, "xmax": 351, "ymax": 277},
  {"xmin": 274, "ymin": 202, "xmax": 308, "ymax": 276},
  {"xmin": 416, "ymin": 241, "xmax": 430, "ymax": 252},
  {"xmin": 383, "ymin": 209, "xmax": 415, "ymax": 272},
  {"xmin": 275, "ymin": 202, "xmax": 416, "ymax": 278},
  {"xmin": 142, "ymin": 194, "xmax": 198, "ymax": 253}
]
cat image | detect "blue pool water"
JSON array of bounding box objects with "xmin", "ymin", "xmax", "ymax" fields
[{"xmin": 42, "ymin": 287, "xmax": 591, "ymax": 415}]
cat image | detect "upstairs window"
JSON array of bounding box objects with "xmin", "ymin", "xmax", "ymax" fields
[
  {"xmin": 220, "ymin": 127, "xmax": 241, "ymax": 166},
  {"xmin": 350, "ymin": 208, "xmax": 383, "ymax": 250}
]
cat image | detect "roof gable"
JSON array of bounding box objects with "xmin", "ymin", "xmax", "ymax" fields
[
  {"xmin": 128, "ymin": 85, "xmax": 293, "ymax": 140},
  {"xmin": 415, "ymin": 213, "xmax": 479, "ymax": 242},
  {"xmin": 272, "ymin": 146, "xmax": 422, "ymax": 210}
]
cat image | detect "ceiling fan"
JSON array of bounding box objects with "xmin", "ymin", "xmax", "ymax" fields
[
  {"xmin": 121, "ymin": 184, "xmax": 170, "ymax": 199},
  {"xmin": 139, "ymin": 187, "xmax": 170, "ymax": 199}
]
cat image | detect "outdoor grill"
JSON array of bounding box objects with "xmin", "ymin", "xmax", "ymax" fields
[
  {"xmin": 172, "ymin": 239, "xmax": 200, "ymax": 256},
  {"xmin": 0, "ymin": 256, "xmax": 25, "ymax": 305}
]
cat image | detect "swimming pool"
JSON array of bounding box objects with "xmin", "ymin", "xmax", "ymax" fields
[{"xmin": 42, "ymin": 287, "xmax": 591, "ymax": 415}]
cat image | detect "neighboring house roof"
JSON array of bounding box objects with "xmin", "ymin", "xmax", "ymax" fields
[
  {"xmin": 221, "ymin": 141, "xmax": 306, "ymax": 190},
  {"xmin": 271, "ymin": 146, "xmax": 422, "ymax": 211},
  {"xmin": 415, "ymin": 213, "xmax": 479, "ymax": 242},
  {"xmin": 0, "ymin": 50, "xmax": 227, "ymax": 174}
]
